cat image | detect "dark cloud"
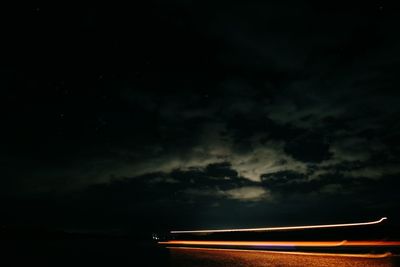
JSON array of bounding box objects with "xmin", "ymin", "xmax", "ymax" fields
[
  {"xmin": 284, "ymin": 132, "xmax": 332, "ymax": 163},
  {"xmin": 204, "ymin": 162, "xmax": 238, "ymax": 178}
]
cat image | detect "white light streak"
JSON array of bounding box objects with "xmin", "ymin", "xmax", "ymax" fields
[{"xmin": 170, "ymin": 217, "xmax": 387, "ymax": 234}]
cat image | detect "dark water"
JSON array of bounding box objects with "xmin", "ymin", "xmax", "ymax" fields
[
  {"xmin": 1, "ymin": 239, "xmax": 170, "ymax": 266},
  {"xmin": 2, "ymin": 240, "xmax": 399, "ymax": 266}
]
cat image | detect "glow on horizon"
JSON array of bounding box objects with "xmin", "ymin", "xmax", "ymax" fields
[
  {"xmin": 170, "ymin": 217, "xmax": 387, "ymax": 234},
  {"xmin": 159, "ymin": 240, "xmax": 400, "ymax": 247},
  {"xmin": 167, "ymin": 246, "xmax": 393, "ymax": 259}
]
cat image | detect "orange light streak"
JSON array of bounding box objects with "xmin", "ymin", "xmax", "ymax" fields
[
  {"xmin": 340, "ymin": 241, "xmax": 400, "ymax": 246},
  {"xmin": 170, "ymin": 217, "xmax": 387, "ymax": 234},
  {"xmin": 160, "ymin": 240, "xmax": 346, "ymax": 247},
  {"xmin": 167, "ymin": 246, "xmax": 393, "ymax": 259},
  {"xmin": 159, "ymin": 240, "xmax": 400, "ymax": 247}
]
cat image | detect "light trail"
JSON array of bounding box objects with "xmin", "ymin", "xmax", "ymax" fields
[
  {"xmin": 339, "ymin": 241, "xmax": 400, "ymax": 246},
  {"xmin": 167, "ymin": 246, "xmax": 393, "ymax": 259},
  {"xmin": 170, "ymin": 217, "xmax": 387, "ymax": 234},
  {"xmin": 160, "ymin": 240, "xmax": 347, "ymax": 247},
  {"xmin": 159, "ymin": 240, "xmax": 400, "ymax": 247}
]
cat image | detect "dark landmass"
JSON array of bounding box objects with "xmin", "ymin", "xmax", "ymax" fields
[{"xmin": 0, "ymin": 224, "xmax": 154, "ymax": 241}]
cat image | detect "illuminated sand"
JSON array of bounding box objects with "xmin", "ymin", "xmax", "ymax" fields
[{"xmin": 169, "ymin": 247, "xmax": 398, "ymax": 267}]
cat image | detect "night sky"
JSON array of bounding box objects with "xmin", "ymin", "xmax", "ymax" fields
[{"xmin": 1, "ymin": 2, "xmax": 400, "ymax": 234}]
